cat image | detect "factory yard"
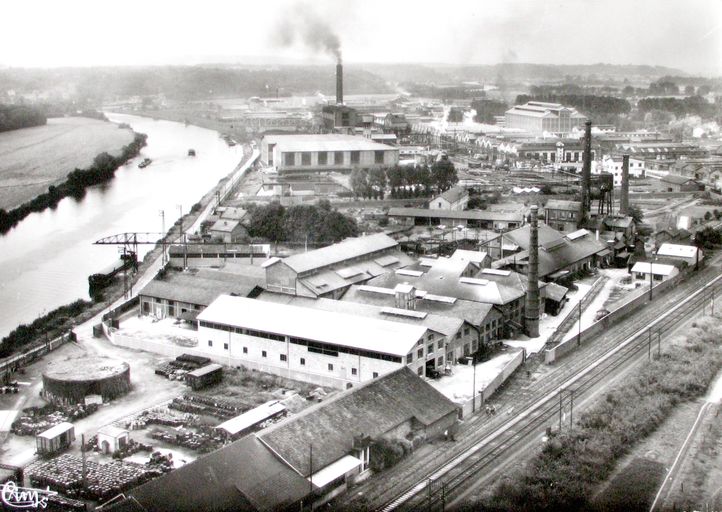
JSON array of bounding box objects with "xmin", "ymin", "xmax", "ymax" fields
[{"xmin": 0, "ymin": 117, "xmax": 135, "ymax": 209}]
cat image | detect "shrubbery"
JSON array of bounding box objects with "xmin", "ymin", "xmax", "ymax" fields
[
  {"xmin": 477, "ymin": 315, "xmax": 722, "ymax": 512},
  {"xmin": 369, "ymin": 438, "xmax": 412, "ymax": 472},
  {"xmin": 0, "ymin": 132, "xmax": 147, "ymax": 234}
]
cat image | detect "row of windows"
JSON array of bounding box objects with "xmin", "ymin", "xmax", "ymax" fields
[
  {"xmin": 199, "ymin": 321, "xmax": 287, "ymax": 341},
  {"xmin": 281, "ymin": 150, "xmax": 387, "ymax": 167}
]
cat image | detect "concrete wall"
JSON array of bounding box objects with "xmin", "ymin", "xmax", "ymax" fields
[
  {"xmin": 544, "ymin": 271, "xmax": 685, "ymax": 364},
  {"xmin": 458, "ymin": 349, "xmax": 525, "ymax": 418}
]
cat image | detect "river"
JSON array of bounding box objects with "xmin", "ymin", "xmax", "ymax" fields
[{"xmin": 0, "ymin": 113, "xmax": 245, "ymax": 339}]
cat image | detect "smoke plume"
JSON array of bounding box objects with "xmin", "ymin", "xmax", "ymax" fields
[{"xmin": 274, "ymin": 4, "xmax": 342, "ymax": 62}]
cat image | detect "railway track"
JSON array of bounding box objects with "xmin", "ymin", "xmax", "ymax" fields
[
  {"xmin": 332, "ymin": 264, "xmax": 722, "ymax": 511},
  {"xmin": 393, "ymin": 274, "xmax": 722, "ymax": 511}
]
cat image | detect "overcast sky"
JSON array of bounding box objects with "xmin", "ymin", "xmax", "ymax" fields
[{"xmin": 2, "ymin": 0, "xmax": 721, "ymax": 74}]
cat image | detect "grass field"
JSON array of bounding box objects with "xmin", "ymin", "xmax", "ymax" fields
[{"xmin": 0, "ymin": 117, "xmax": 134, "ymax": 210}]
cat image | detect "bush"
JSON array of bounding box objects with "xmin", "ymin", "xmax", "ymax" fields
[
  {"xmin": 369, "ymin": 438, "xmax": 411, "ymax": 472},
  {"xmin": 479, "ymin": 315, "xmax": 722, "ymax": 512}
]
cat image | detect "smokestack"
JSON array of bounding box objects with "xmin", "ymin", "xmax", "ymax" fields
[
  {"xmin": 578, "ymin": 120, "xmax": 592, "ymax": 228},
  {"xmin": 336, "ymin": 61, "xmax": 343, "ymax": 105},
  {"xmin": 620, "ymin": 154, "xmax": 630, "ymax": 216},
  {"xmin": 525, "ymin": 205, "xmax": 540, "ymax": 338}
]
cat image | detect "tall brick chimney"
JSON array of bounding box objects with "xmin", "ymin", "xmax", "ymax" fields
[
  {"xmin": 336, "ymin": 61, "xmax": 343, "ymax": 105},
  {"xmin": 525, "ymin": 205, "xmax": 540, "ymax": 338},
  {"xmin": 578, "ymin": 120, "xmax": 592, "ymax": 227},
  {"xmin": 620, "ymin": 154, "xmax": 630, "ymax": 216}
]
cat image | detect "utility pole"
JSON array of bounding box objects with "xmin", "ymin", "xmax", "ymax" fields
[
  {"xmin": 309, "ymin": 444, "xmax": 313, "ymax": 493},
  {"xmin": 472, "ymin": 360, "xmax": 477, "ymax": 413},
  {"xmin": 178, "ymin": 204, "xmax": 187, "ymax": 269},
  {"xmin": 577, "ymin": 300, "xmax": 582, "ymax": 346},
  {"xmin": 569, "ymin": 389, "xmax": 574, "ymax": 430},
  {"xmin": 558, "ymin": 388, "xmax": 563, "ymax": 431},
  {"xmin": 648, "ymin": 329, "xmax": 652, "ymax": 360},
  {"xmin": 159, "ymin": 210, "xmax": 166, "ymax": 266}
]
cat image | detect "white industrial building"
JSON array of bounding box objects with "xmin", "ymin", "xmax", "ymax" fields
[
  {"xmin": 504, "ymin": 101, "xmax": 586, "ymax": 135},
  {"xmin": 260, "ymin": 134, "xmax": 399, "ymax": 173},
  {"xmin": 601, "ymin": 155, "xmax": 646, "ymax": 186},
  {"xmin": 196, "ymin": 295, "xmax": 431, "ymax": 389}
]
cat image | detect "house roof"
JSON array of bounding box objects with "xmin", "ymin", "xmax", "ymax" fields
[
  {"xmin": 138, "ymin": 269, "xmax": 264, "ymax": 307},
  {"xmin": 661, "ymin": 174, "xmax": 696, "ymax": 185},
  {"xmin": 449, "ymin": 249, "xmax": 489, "ymax": 265},
  {"xmin": 656, "ymin": 243, "xmax": 700, "ymax": 259},
  {"xmin": 276, "ymin": 233, "xmax": 398, "ymax": 274},
  {"xmin": 499, "ymin": 224, "xmax": 608, "ymax": 278},
  {"xmin": 120, "ymin": 435, "xmax": 309, "ymax": 512},
  {"xmin": 435, "ymin": 186, "xmax": 468, "ymax": 205},
  {"xmin": 220, "ymin": 207, "xmax": 248, "ymax": 221},
  {"xmin": 544, "ymin": 282, "xmax": 569, "ymax": 303},
  {"xmin": 263, "ymin": 134, "xmax": 397, "ymax": 153},
  {"xmin": 387, "ymin": 207, "xmax": 523, "ymax": 223},
  {"xmin": 340, "ymin": 285, "xmax": 500, "ymax": 327},
  {"xmin": 259, "ymin": 367, "xmax": 457, "ymax": 477},
  {"xmin": 545, "ymin": 199, "xmax": 581, "ymax": 211},
  {"xmin": 211, "ymin": 219, "xmax": 242, "ymax": 233},
  {"xmin": 198, "ymin": 295, "xmax": 426, "ymax": 357},
  {"xmin": 38, "ymin": 422, "xmax": 74, "ymax": 440},
  {"xmin": 603, "ymin": 216, "xmax": 634, "ymax": 229},
  {"xmin": 631, "ymin": 262, "xmax": 676, "ymax": 276}
]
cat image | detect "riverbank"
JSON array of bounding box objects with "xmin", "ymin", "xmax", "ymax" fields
[
  {"xmin": 0, "ymin": 131, "xmax": 147, "ymax": 235},
  {"xmin": 121, "ymin": 108, "xmax": 253, "ymax": 144},
  {"xmin": 0, "ymin": 143, "xmax": 252, "ymax": 362}
]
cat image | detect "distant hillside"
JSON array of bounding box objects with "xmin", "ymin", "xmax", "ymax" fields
[
  {"xmin": 0, "ymin": 65, "xmax": 392, "ymax": 103},
  {"xmin": 364, "ymin": 63, "xmax": 687, "ymax": 85}
]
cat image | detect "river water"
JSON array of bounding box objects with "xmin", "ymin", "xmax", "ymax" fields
[{"xmin": 0, "ymin": 113, "xmax": 244, "ymax": 339}]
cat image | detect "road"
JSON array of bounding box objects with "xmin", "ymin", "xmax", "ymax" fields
[{"xmin": 331, "ymin": 262, "xmax": 722, "ymax": 511}]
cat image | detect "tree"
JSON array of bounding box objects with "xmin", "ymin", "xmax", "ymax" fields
[
  {"xmin": 447, "ymin": 108, "xmax": 464, "ymax": 123},
  {"xmin": 368, "ymin": 167, "xmax": 387, "ymax": 198},
  {"xmin": 247, "ymin": 201, "xmax": 286, "ymax": 242},
  {"xmin": 431, "ymin": 160, "xmax": 458, "ymax": 192},
  {"xmin": 471, "ymin": 99, "xmax": 508, "ymax": 124},
  {"xmin": 316, "ymin": 210, "xmax": 359, "ymax": 243},
  {"xmin": 350, "ymin": 169, "xmax": 370, "ymax": 199},
  {"xmin": 622, "ymin": 85, "xmax": 635, "ymax": 96},
  {"xmin": 684, "ymin": 85, "xmax": 695, "ymax": 96},
  {"xmin": 627, "ymin": 205, "xmax": 644, "ymax": 224},
  {"xmin": 283, "ymin": 205, "xmax": 322, "ymax": 243}
]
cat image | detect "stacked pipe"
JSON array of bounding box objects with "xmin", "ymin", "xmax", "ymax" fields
[
  {"xmin": 525, "ymin": 205, "xmax": 540, "ymax": 337},
  {"xmin": 620, "ymin": 154, "xmax": 630, "ymax": 216},
  {"xmin": 336, "ymin": 61, "xmax": 343, "ymax": 105},
  {"xmin": 578, "ymin": 120, "xmax": 592, "ymax": 227}
]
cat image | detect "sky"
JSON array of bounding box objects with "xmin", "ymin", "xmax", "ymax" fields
[{"xmin": 1, "ymin": 0, "xmax": 721, "ymax": 75}]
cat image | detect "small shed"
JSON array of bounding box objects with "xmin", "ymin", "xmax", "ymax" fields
[
  {"xmin": 215, "ymin": 400, "xmax": 287, "ymax": 440},
  {"xmin": 543, "ymin": 282, "xmax": 569, "ymax": 316},
  {"xmin": 97, "ymin": 425, "xmax": 131, "ymax": 454},
  {"xmin": 185, "ymin": 363, "xmax": 223, "ymax": 390},
  {"xmin": 36, "ymin": 422, "xmax": 75, "ymax": 455}
]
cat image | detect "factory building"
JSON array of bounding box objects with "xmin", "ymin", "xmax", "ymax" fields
[
  {"xmin": 115, "ymin": 367, "xmax": 457, "ymax": 512},
  {"xmin": 544, "ymin": 199, "xmax": 582, "ymax": 232},
  {"xmin": 263, "ymin": 233, "xmax": 413, "ymax": 299},
  {"xmin": 197, "ymin": 295, "xmax": 431, "ymax": 389},
  {"xmin": 601, "ymin": 155, "xmax": 646, "ymax": 186},
  {"xmin": 260, "ymin": 134, "xmax": 399, "ymax": 173},
  {"xmin": 504, "ymin": 101, "xmax": 587, "ymax": 135},
  {"xmin": 429, "ymin": 186, "xmax": 469, "ymax": 211},
  {"xmin": 256, "ymin": 291, "xmax": 475, "ymax": 373},
  {"xmin": 387, "ymin": 207, "xmax": 524, "ymax": 231}
]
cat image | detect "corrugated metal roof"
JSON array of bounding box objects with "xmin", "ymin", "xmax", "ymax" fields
[
  {"xmin": 198, "ymin": 295, "xmax": 425, "ymax": 357},
  {"xmin": 264, "ymin": 134, "xmax": 397, "ymax": 152}
]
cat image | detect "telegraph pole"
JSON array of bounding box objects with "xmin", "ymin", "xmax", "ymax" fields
[
  {"xmin": 159, "ymin": 210, "xmax": 166, "ymax": 266},
  {"xmin": 178, "ymin": 204, "xmax": 187, "ymax": 269}
]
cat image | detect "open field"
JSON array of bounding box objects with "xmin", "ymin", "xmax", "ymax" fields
[{"xmin": 0, "ymin": 117, "xmax": 134, "ymax": 210}]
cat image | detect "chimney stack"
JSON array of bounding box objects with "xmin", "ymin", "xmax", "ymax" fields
[
  {"xmin": 620, "ymin": 154, "xmax": 630, "ymax": 216},
  {"xmin": 578, "ymin": 120, "xmax": 592, "ymax": 227},
  {"xmin": 336, "ymin": 61, "xmax": 343, "ymax": 105},
  {"xmin": 525, "ymin": 205, "xmax": 540, "ymax": 338}
]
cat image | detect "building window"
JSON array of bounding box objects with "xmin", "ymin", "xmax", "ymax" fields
[
  {"xmin": 464, "ymin": 344, "xmax": 470, "ymax": 356},
  {"xmin": 406, "ymin": 353, "xmax": 413, "ymax": 364},
  {"xmin": 283, "ymin": 152, "xmax": 295, "ymax": 166},
  {"xmin": 456, "ymin": 332, "xmax": 461, "ymax": 339},
  {"xmin": 417, "ymin": 367, "xmax": 423, "ymax": 376},
  {"xmin": 437, "ymin": 340, "xmax": 444, "ymax": 350},
  {"xmin": 301, "ymin": 152, "xmax": 311, "ymax": 165},
  {"xmin": 350, "ymin": 151, "xmax": 360, "ymax": 164},
  {"xmin": 328, "ymin": 363, "xmax": 334, "ymax": 371},
  {"xmin": 374, "ymin": 150, "xmax": 384, "ymax": 164},
  {"xmin": 427, "ymin": 343, "xmax": 434, "ymax": 354},
  {"xmin": 437, "ymin": 356, "xmax": 444, "ymax": 366},
  {"xmin": 417, "ymin": 348, "xmax": 424, "ymax": 359},
  {"xmin": 352, "ymin": 368, "xmax": 357, "ymax": 375},
  {"xmin": 223, "ymin": 343, "xmax": 229, "ymax": 350},
  {"xmin": 262, "ymin": 350, "xmax": 267, "ymax": 358},
  {"xmin": 300, "ymin": 357, "xmax": 305, "ymax": 365},
  {"xmin": 373, "ymin": 372, "xmax": 379, "ymax": 379},
  {"xmin": 334, "ymin": 151, "xmax": 344, "ymax": 165},
  {"xmin": 243, "ymin": 346, "xmax": 248, "ymax": 354},
  {"xmin": 318, "ymin": 152, "xmax": 328, "ymax": 165},
  {"xmin": 464, "ymin": 327, "xmax": 470, "ymax": 336},
  {"xmin": 208, "ymin": 340, "xmax": 213, "ymax": 347},
  {"xmin": 280, "ymin": 354, "xmax": 287, "ymax": 361}
]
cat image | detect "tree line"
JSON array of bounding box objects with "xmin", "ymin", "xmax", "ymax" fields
[
  {"xmin": 0, "ymin": 132, "xmax": 147, "ymax": 235},
  {"xmin": 349, "ymin": 160, "xmax": 458, "ymax": 200},
  {"xmin": 246, "ymin": 200, "xmax": 358, "ymax": 245},
  {"xmin": 0, "ymin": 104, "xmax": 47, "ymax": 132},
  {"xmin": 637, "ymin": 95, "xmax": 717, "ymax": 119}
]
